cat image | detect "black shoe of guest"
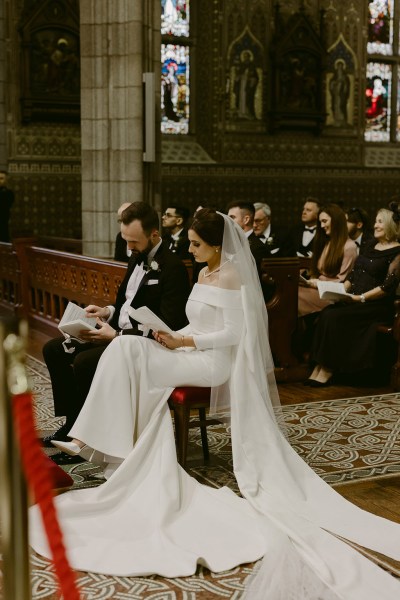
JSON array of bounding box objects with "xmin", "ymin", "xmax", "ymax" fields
[
  {"xmin": 42, "ymin": 424, "xmax": 71, "ymax": 447},
  {"xmin": 309, "ymin": 379, "xmax": 332, "ymax": 388},
  {"xmin": 303, "ymin": 379, "xmax": 314, "ymax": 386}
]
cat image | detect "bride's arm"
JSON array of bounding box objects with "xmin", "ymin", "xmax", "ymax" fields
[
  {"xmin": 192, "ymin": 306, "xmax": 243, "ymax": 350},
  {"xmin": 155, "ymin": 305, "xmax": 243, "ymax": 350}
]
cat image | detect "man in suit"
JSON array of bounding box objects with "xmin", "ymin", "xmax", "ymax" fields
[
  {"xmin": 346, "ymin": 206, "xmax": 374, "ymax": 255},
  {"xmin": 113, "ymin": 202, "xmax": 132, "ymax": 262},
  {"xmin": 253, "ymin": 202, "xmax": 285, "ymax": 256},
  {"xmin": 0, "ymin": 171, "xmax": 14, "ymax": 242},
  {"xmin": 227, "ymin": 201, "xmax": 276, "ymax": 301},
  {"xmin": 227, "ymin": 201, "xmax": 267, "ymax": 265},
  {"xmin": 43, "ymin": 202, "xmax": 190, "ymax": 446},
  {"xmin": 162, "ymin": 205, "xmax": 191, "ymax": 258},
  {"xmin": 283, "ymin": 197, "xmax": 321, "ymax": 257}
]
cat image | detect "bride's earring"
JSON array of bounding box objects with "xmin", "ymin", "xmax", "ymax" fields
[{"xmin": 215, "ymin": 248, "xmax": 219, "ymax": 253}]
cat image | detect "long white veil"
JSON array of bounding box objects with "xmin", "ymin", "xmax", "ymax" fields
[
  {"xmin": 215, "ymin": 214, "xmax": 400, "ymax": 599},
  {"xmin": 209, "ymin": 213, "xmax": 281, "ymax": 425}
]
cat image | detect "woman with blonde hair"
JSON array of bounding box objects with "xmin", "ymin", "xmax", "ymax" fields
[
  {"xmin": 307, "ymin": 202, "xmax": 400, "ymax": 386},
  {"xmin": 299, "ymin": 203, "xmax": 357, "ymax": 316}
]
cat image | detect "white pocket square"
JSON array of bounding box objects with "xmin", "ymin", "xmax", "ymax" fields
[{"xmin": 147, "ymin": 279, "xmax": 158, "ymax": 285}]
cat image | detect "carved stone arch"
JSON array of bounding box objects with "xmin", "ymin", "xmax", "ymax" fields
[
  {"xmin": 250, "ymin": 2, "xmax": 268, "ymax": 47},
  {"xmin": 325, "ymin": 34, "xmax": 357, "ymax": 130},
  {"xmin": 226, "ymin": 1, "xmax": 246, "ymax": 44},
  {"xmin": 343, "ymin": 5, "xmax": 360, "ymax": 52},
  {"xmin": 226, "ymin": 26, "xmax": 265, "ymax": 124},
  {"xmin": 323, "ymin": 3, "xmax": 340, "ymax": 48},
  {"xmin": 270, "ymin": 5, "xmax": 327, "ymax": 133},
  {"xmin": 19, "ymin": 0, "xmax": 80, "ymax": 123}
]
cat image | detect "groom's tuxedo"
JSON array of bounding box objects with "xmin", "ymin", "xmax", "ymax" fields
[
  {"xmin": 43, "ymin": 242, "xmax": 190, "ymax": 431},
  {"xmin": 111, "ymin": 240, "xmax": 190, "ymax": 333}
]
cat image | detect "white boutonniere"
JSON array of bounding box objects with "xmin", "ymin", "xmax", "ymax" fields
[
  {"xmin": 266, "ymin": 236, "xmax": 274, "ymax": 246},
  {"xmin": 144, "ymin": 260, "xmax": 160, "ymax": 273}
]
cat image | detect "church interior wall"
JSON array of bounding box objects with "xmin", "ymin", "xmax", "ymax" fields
[{"xmin": 2, "ymin": 0, "xmax": 400, "ymax": 241}]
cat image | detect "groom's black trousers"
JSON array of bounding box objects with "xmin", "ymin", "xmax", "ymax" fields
[{"xmin": 42, "ymin": 337, "xmax": 108, "ymax": 428}]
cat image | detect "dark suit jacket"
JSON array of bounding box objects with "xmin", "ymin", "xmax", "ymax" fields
[
  {"xmin": 110, "ymin": 241, "xmax": 190, "ymax": 334},
  {"xmin": 258, "ymin": 226, "xmax": 286, "ymax": 257},
  {"xmin": 358, "ymin": 231, "xmax": 375, "ymax": 256},
  {"xmin": 248, "ymin": 231, "xmax": 269, "ymax": 265},
  {"xmin": 282, "ymin": 223, "xmax": 316, "ymax": 257},
  {"xmin": 163, "ymin": 229, "xmax": 191, "ymax": 259},
  {"xmin": 114, "ymin": 232, "xmax": 130, "ymax": 262}
]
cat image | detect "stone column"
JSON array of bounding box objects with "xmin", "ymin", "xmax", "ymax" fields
[{"xmin": 80, "ymin": 0, "xmax": 160, "ymax": 257}]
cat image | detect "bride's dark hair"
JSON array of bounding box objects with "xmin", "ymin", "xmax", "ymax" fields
[{"xmin": 190, "ymin": 208, "xmax": 224, "ymax": 246}]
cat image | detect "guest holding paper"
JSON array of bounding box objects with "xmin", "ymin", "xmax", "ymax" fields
[
  {"xmin": 298, "ymin": 203, "xmax": 357, "ymax": 317},
  {"xmin": 306, "ymin": 204, "xmax": 400, "ymax": 387}
]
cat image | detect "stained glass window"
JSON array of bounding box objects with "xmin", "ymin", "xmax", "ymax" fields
[
  {"xmin": 161, "ymin": 1, "xmax": 190, "ymax": 135},
  {"xmin": 161, "ymin": 44, "xmax": 190, "ymax": 134},
  {"xmin": 161, "ymin": 0, "xmax": 189, "ymax": 37},
  {"xmin": 365, "ymin": 0, "xmax": 400, "ymax": 142},
  {"xmin": 368, "ymin": 0, "xmax": 393, "ymax": 55},
  {"xmin": 365, "ymin": 62, "xmax": 391, "ymax": 141}
]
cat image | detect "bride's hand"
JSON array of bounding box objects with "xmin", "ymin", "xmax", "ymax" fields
[{"xmin": 152, "ymin": 330, "xmax": 181, "ymax": 350}]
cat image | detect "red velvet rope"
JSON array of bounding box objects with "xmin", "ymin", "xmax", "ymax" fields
[{"xmin": 12, "ymin": 392, "xmax": 80, "ymax": 600}]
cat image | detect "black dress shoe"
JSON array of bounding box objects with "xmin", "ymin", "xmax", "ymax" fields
[
  {"xmin": 50, "ymin": 452, "xmax": 85, "ymax": 465},
  {"xmin": 309, "ymin": 379, "xmax": 332, "ymax": 388},
  {"xmin": 303, "ymin": 379, "xmax": 313, "ymax": 386},
  {"xmin": 42, "ymin": 424, "xmax": 71, "ymax": 447}
]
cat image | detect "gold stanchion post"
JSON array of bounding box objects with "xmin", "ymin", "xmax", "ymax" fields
[{"xmin": 0, "ymin": 316, "xmax": 31, "ymax": 600}]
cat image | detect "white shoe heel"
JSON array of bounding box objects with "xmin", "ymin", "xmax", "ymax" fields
[{"xmin": 52, "ymin": 440, "xmax": 91, "ymax": 459}]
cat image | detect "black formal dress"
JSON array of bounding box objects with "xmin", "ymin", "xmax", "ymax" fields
[
  {"xmin": 43, "ymin": 242, "xmax": 191, "ymax": 428},
  {"xmin": 311, "ymin": 243, "xmax": 400, "ymax": 373},
  {"xmin": 0, "ymin": 185, "xmax": 14, "ymax": 242}
]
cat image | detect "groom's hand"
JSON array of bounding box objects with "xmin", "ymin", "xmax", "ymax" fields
[
  {"xmin": 78, "ymin": 319, "xmax": 117, "ymax": 342},
  {"xmin": 85, "ymin": 305, "xmax": 111, "ymax": 320}
]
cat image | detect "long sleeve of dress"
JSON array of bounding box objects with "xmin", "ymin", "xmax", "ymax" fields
[
  {"xmin": 193, "ymin": 305, "xmax": 243, "ymax": 350},
  {"xmin": 381, "ymin": 253, "xmax": 400, "ymax": 294}
]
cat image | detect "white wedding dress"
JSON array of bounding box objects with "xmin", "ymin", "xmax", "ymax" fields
[{"xmin": 30, "ymin": 282, "xmax": 400, "ymax": 599}]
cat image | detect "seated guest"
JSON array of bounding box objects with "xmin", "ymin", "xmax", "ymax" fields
[
  {"xmin": 114, "ymin": 202, "xmax": 132, "ymax": 262},
  {"xmin": 298, "ymin": 203, "xmax": 357, "ymax": 317},
  {"xmin": 283, "ymin": 197, "xmax": 321, "ymax": 257},
  {"xmin": 162, "ymin": 205, "xmax": 191, "ymax": 258},
  {"xmin": 42, "ymin": 202, "xmax": 190, "ymax": 446},
  {"xmin": 253, "ymin": 202, "xmax": 284, "ymax": 256},
  {"xmin": 345, "ymin": 206, "xmax": 374, "ymax": 255},
  {"xmin": 227, "ymin": 200, "xmax": 273, "ymax": 300},
  {"xmin": 227, "ymin": 201, "xmax": 268, "ymax": 264},
  {"xmin": 306, "ymin": 203, "xmax": 400, "ymax": 387}
]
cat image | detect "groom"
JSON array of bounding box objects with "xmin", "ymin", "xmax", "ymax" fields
[{"xmin": 43, "ymin": 202, "xmax": 190, "ymax": 446}]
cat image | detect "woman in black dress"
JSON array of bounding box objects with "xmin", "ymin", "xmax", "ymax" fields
[{"xmin": 306, "ymin": 204, "xmax": 400, "ymax": 387}]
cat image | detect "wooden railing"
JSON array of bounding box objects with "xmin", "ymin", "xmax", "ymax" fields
[{"xmin": 1, "ymin": 240, "xmax": 127, "ymax": 337}]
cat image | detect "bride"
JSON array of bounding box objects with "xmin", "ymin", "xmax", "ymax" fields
[{"xmin": 30, "ymin": 208, "xmax": 400, "ymax": 599}]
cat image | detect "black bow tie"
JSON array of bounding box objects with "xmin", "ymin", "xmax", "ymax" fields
[
  {"xmin": 304, "ymin": 226, "xmax": 316, "ymax": 231},
  {"xmin": 134, "ymin": 251, "xmax": 148, "ymax": 264}
]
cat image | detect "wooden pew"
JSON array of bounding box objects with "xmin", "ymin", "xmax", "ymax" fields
[
  {"xmin": 261, "ymin": 257, "xmax": 310, "ymax": 382},
  {"xmin": 2, "ymin": 239, "xmax": 400, "ymax": 387}
]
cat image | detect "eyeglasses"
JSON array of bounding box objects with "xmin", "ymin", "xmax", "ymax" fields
[
  {"xmin": 163, "ymin": 212, "xmax": 177, "ymax": 218},
  {"xmin": 254, "ymin": 217, "xmax": 267, "ymax": 224}
]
